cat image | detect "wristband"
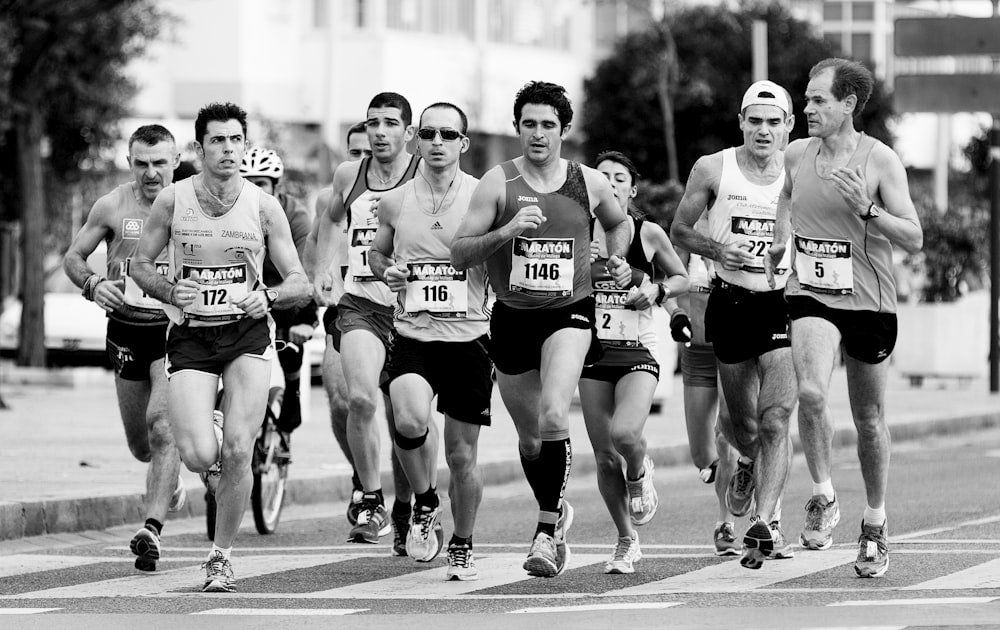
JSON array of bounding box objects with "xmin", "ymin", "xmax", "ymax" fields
[{"xmin": 82, "ymin": 274, "xmax": 104, "ymax": 302}]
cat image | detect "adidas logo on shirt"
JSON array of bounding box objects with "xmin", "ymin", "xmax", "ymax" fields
[{"xmin": 431, "ymin": 221, "xmax": 443, "ymax": 230}]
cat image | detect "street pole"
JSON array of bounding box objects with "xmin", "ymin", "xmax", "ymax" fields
[
  {"xmin": 752, "ymin": 20, "xmax": 767, "ymax": 81},
  {"xmin": 992, "ymin": 0, "xmax": 1000, "ymax": 393}
]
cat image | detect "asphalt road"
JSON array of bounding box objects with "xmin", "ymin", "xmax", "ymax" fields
[{"xmin": 2, "ymin": 427, "xmax": 999, "ymax": 629}]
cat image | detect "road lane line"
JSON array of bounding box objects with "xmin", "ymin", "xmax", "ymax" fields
[
  {"xmin": 830, "ymin": 597, "xmax": 998, "ymax": 606},
  {"xmin": 0, "ymin": 608, "xmax": 61, "ymax": 614},
  {"xmin": 901, "ymin": 557, "xmax": 1000, "ymax": 591},
  {"xmin": 193, "ymin": 608, "xmax": 368, "ymax": 615},
  {"xmin": 509, "ymin": 602, "xmax": 682, "ymax": 614},
  {"xmin": 0, "ymin": 555, "xmax": 109, "ymax": 578}
]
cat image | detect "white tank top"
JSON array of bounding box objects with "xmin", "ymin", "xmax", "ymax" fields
[
  {"xmin": 391, "ymin": 172, "xmax": 489, "ymax": 342},
  {"xmin": 707, "ymin": 148, "xmax": 790, "ymax": 292},
  {"xmin": 166, "ymin": 178, "xmax": 265, "ymax": 326}
]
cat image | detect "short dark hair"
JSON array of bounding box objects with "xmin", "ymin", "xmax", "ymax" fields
[
  {"xmin": 194, "ymin": 102, "xmax": 248, "ymax": 144},
  {"xmin": 346, "ymin": 121, "xmax": 367, "ymax": 143},
  {"xmin": 595, "ymin": 150, "xmax": 640, "ymax": 186},
  {"xmin": 128, "ymin": 124, "xmax": 175, "ymax": 153},
  {"xmin": 368, "ymin": 92, "xmax": 412, "ymax": 126},
  {"xmin": 420, "ymin": 102, "xmax": 469, "ymax": 134},
  {"xmin": 809, "ymin": 58, "xmax": 874, "ymax": 114},
  {"xmin": 513, "ymin": 81, "xmax": 573, "ymax": 130}
]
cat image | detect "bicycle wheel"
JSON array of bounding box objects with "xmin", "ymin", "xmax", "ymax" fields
[{"xmin": 252, "ymin": 386, "xmax": 289, "ymax": 535}]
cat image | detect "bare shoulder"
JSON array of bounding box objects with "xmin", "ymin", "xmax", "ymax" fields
[
  {"xmin": 314, "ymin": 187, "xmax": 333, "ymax": 213},
  {"xmin": 376, "ymin": 182, "xmax": 407, "ymax": 225},
  {"xmin": 259, "ymin": 191, "xmax": 286, "ymax": 235},
  {"xmin": 86, "ymin": 189, "xmax": 121, "ymax": 226},
  {"xmin": 332, "ymin": 160, "xmax": 363, "ymax": 197},
  {"xmin": 784, "ymin": 138, "xmax": 810, "ymax": 164},
  {"xmin": 687, "ymin": 151, "xmax": 724, "ymax": 189}
]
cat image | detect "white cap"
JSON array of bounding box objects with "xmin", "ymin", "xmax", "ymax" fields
[{"xmin": 741, "ymin": 80, "xmax": 790, "ymax": 116}]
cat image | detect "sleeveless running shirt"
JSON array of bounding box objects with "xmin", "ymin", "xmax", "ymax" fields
[
  {"xmin": 785, "ymin": 135, "xmax": 896, "ymax": 313},
  {"xmin": 707, "ymin": 148, "xmax": 790, "ymax": 292},
  {"xmin": 391, "ymin": 171, "xmax": 489, "ymax": 342},
  {"xmin": 591, "ymin": 263, "xmax": 658, "ymax": 360},
  {"xmin": 103, "ymin": 182, "xmax": 169, "ymax": 323},
  {"xmin": 487, "ymin": 160, "xmax": 591, "ymax": 309},
  {"xmin": 343, "ymin": 155, "xmax": 421, "ymax": 308},
  {"xmin": 166, "ymin": 178, "xmax": 265, "ymax": 326}
]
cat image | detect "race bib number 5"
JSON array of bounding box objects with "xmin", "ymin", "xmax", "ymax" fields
[
  {"xmin": 404, "ymin": 260, "xmax": 468, "ymax": 318},
  {"xmin": 509, "ymin": 237, "xmax": 574, "ymax": 297},
  {"xmin": 794, "ymin": 234, "xmax": 853, "ymax": 295}
]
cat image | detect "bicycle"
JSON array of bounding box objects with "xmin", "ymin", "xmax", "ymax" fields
[{"xmin": 205, "ymin": 340, "xmax": 295, "ymax": 539}]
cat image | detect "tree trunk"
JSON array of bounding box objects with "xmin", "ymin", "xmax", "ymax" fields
[
  {"xmin": 15, "ymin": 109, "xmax": 46, "ymax": 367},
  {"xmin": 656, "ymin": 23, "xmax": 680, "ymax": 186}
]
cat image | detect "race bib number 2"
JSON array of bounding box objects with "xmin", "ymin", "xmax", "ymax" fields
[
  {"xmin": 595, "ymin": 289, "xmax": 640, "ymax": 347},
  {"xmin": 794, "ymin": 234, "xmax": 853, "ymax": 295},
  {"xmin": 509, "ymin": 237, "xmax": 575, "ymax": 297}
]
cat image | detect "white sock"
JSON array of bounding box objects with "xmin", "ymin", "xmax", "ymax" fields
[
  {"xmin": 812, "ymin": 479, "xmax": 835, "ymax": 502},
  {"xmin": 737, "ymin": 455, "xmax": 753, "ymax": 466},
  {"xmin": 210, "ymin": 545, "xmax": 232, "ymax": 560},
  {"xmin": 863, "ymin": 505, "xmax": 886, "ymax": 526}
]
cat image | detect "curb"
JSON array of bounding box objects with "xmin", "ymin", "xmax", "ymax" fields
[{"xmin": 2, "ymin": 411, "xmax": 998, "ymax": 541}]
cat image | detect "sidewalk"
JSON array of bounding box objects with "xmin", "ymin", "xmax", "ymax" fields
[{"xmin": 1, "ymin": 358, "xmax": 997, "ymax": 540}]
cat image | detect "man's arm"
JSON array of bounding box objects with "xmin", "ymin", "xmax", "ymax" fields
[
  {"xmin": 132, "ymin": 188, "xmax": 186, "ymax": 306},
  {"xmin": 239, "ymin": 194, "xmax": 312, "ymax": 318},
  {"xmin": 587, "ymin": 169, "xmax": 628, "ymax": 260},
  {"xmin": 367, "ymin": 188, "xmax": 408, "ymax": 291},
  {"xmin": 303, "ymin": 187, "xmax": 332, "ymax": 277},
  {"xmin": 765, "ymin": 141, "xmax": 804, "ymax": 287},
  {"xmin": 313, "ymin": 162, "xmax": 357, "ymax": 303},
  {"xmin": 63, "ymin": 195, "xmax": 121, "ymax": 312},
  {"xmin": 451, "ymin": 167, "xmax": 522, "ymax": 270},
  {"xmin": 284, "ymin": 194, "xmax": 313, "ymax": 262}
]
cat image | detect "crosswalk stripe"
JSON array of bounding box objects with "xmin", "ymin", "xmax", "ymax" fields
[
  {"xmin": 0, "ymin": 608, "xmax": 61, "ymax": 614},
  {"xmin": 3, "ymin": 554, "xmax": 360, "ymax": 600},
  {"xmin": 193, "ymin": 608, "xmax": 368, "ymax": 615},
  {"xmin": 302, "ymin": 553, "xmax": 607, "ymax": 599},
  {"xmin": 509, "ymin": 602, "xmax": 683, "ymax": 614},
  {"xmin": 606, "ymin": 550, "xmax": 858, "ymax": 595},
  {"xmin": 901, "ymin": 557, "xmax": 1000, "ymax": 591},
  {"xmin": 830, "ymin": 597, "xmax": 999, "ymax": 606},
  {"xmin": 0, "ymin": 555, "xmax": 107, "ymax": 578}
]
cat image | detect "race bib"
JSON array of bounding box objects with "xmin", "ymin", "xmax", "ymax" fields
[
  {"xmin": 509, "ymin": 237, "xmax": 575, "ymax": 297},
  {"xmin": 730, "ymin": 215, "xmax": 785, "ymax": 274},
  {"xmin": 182, "ymin": 263, "xmax": 250, "ymax": 322},
  {"xmin": 594, "ymin": 288, "xmax": 640, "ymax": 347},
  {"xmin": 794, "ymin": 234, "xmax": 853, "ymax": 295},
  {"xmin": 347, "ymin": 226, "xmax": 377, "ymax": 282},
  {"xmin": 121, "ymin": 258, "xmax": 169, "ymax": 313},
  {"xmin": 403, "ymin": 260, "xmax": 468, "ymax": 318}
]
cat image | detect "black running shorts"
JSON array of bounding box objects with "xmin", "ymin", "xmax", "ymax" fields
[
  {"xmin": 786, "ymin": 295, "xmax": 897, "ymax": 364},
  {"xmin": 489, "ymin": 297, "xmax": 602, "ymax": 375},
  {"xmin": 705, "ymin": 281, "xmax": 790, "ymax": 364},
  {"xmin": 165, "ymin": 317, "xmax": 272, "ymax": 376},
  {"xmin": 106, "ymin": 317, "xmax": 168, "ymax": 381}
]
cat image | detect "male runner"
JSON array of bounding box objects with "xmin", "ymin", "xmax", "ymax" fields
[
  {"xmin": 370, "ymin": 102, "xmax": 490, "ymax": 580},
  {"xmin": 63, "ymin": 124, "xmax": 185, "ymax": 572},
  {"xmin": 132, "ymin": 102, "xmax": 311, "ymax": 592},
  {"xmin": 452, "ymin": 81, "xmax": 631, "ymax": 578},
  {"xmin": 766, "ymin": 59, "xmax": 922, "ymax": 578},
  {"xmin": 673, "ymin": 80, "xmax": 798, "ymax": 569},
  {"xmin": 313, "ymin": 93, "xmax": 428, "ymax": 545},
  {"xmin": 580, "ymin": 150, "xmax": 688, "ymax": 574}
]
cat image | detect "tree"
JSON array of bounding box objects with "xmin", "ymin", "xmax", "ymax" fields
[
  {"xmin": 583, "ymin": 1, "xmax": 894, "ymax": 186},
  {"xmin": 0, "ymin": 0, "xmax": 169, "ymax": 366}
]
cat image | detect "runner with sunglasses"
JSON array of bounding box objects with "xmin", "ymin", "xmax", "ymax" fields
[
  {"xmin": 313, "ymin": 93, "xmax": 430, "ymax": 547},
  {"xmin": 368, "ymin": 102, "xmax": 490, "ymax": 580},
  {"xmin": 452, "ymin": 81, "xmax": 631, "ymax": 578}
]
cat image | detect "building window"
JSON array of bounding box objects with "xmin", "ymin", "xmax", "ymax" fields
[
  {"xmin": 823, "ymin": 1, "xmax": 843, "ymax": 21},
  {"xmin": 852, "ymin": 2, "xmax": 874, "ymax": 22},
  {"xmin": 488, "ymin": 0, "xmax": 571, "ymax": 50},
  {"xmin": 824, "ymin": 31, "xmax": 843, "ymax": 53},
  {"xmin": 386, "ymin": 0, "xmax": 474, "ymax": 38},
  {"xmin": 851, "ymin": 32, "xmax": 872, "ymax": 64},
  {"xmin": 594, "ymin": 1, "xmax": 619, "ymax": 47},
  {"xmin": 313, "ymin": 0, "xmax": 328, "ymax": 28}
]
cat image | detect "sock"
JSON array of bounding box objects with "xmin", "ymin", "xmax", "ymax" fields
[
  {"xmin": 523, "ymin": 439, "xmax": 571, "ymax": 537},
  {"xmin": 210, "ymin": 545, "xmax": 232, "ymax": 560},
  {"xmin": 392, "ymin": 498, "xmax": 412, "ymax": 517},
  {"xmin": 812, "ymin": 479, "xmax": 835, "ymax": 502},
  {"xmin": 363, "ymin": 489, "xmax": 384, "ymax": 507},
  {"xmin": 450, "ymin": 534, "xmax": 472, "ymax": 548},
  {"xmin": 351, "ymin": 471, "xmax": 362, "ymax": 493},
  {"xmin": 144, "ymin": 518, "xmax": 162, "ymax": 536},
  {"xmin": 863, "ymin": 505, "xmax": 886, "ymax": 526},
  {"xmin": 414, "ymin": 487, "xmax": 439, "ymax": 510},
  {"xmin": 738, "ymin": 455, "xmax": 754, "ymax": 467}
]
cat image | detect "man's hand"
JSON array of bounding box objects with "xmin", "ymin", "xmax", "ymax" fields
[
  {"xmin": 607, "ymin": 255, "xmax": 630, "ymax": 288},
  {"xmin": 503, "ymin": 205, "xmax": 545, "ymax": 239},
  {"xmin": 313, "ymin": 269, "xmax": 336, "ymax": 307},
  {"xmin": 627, "ymin": 283, "xmax": 656, "ymax": 311},
  {"xmin": 763, "ymin": 242, "xmax": 786, "ymax": 290},
  {"xmin": 234, "ymin": 289, "xmax": 270, "ymax": 319},
  {"xmin": 169, "ymin": 276, "xmax": 201, "ymax": 309},
  {"xmin": 589, "ymin": 239, "xmax": 600, "ymax": 263},
  {"xmin": 669, "ymin": 309, "xmax": 693, "ymax": 343},
  {"xmin": 831, "ymin": 165, "xmax": 870, "ymax": 216},
  {"xmin": 718, "ymin": 242, "xmax": 754, "ymax": 272},
  {"xmin": 92, "ymin": 279, "xmax": 125, "ymax": 313},
  {"xmin": 383, "ymin": 263, "xmax": 410, "ymax": 292},
  {"xmin": 288, "ymin": 323, "xmax": 315, "ymax": 345}
]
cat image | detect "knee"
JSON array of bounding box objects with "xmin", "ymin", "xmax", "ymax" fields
[
  {"xmin": 758, "ymin": 405, "xmax": 792, "ymax": 441},
  {"xmin": 538, "ymin": 400, "xmax": 569, "ymax": 432},
  {"xmin": 592, "ymin": 448, "xmax": 622, "ymax": 477},
  {"xmin": 610, "ymin": 425, "xmax": 643, "ymax": 456},
  {"xmin": 798, "ymin": 381, "xmax": 828, "ymax": 415},
  {"xmin": 445, "ymin": 444, "xmax": 477, "ymax": 477},
  {"xmin": 347, "ymin": 391, "xmax": 377, "ymax": 420},
  {"xmin": 177, "ymin": 442, "xmax": 215, "ymax": 473},
  {"xmin": 220, "ymin": 436, "xmax": 253, "ymax": 471},
  {"xmin": 146, "ymin": 412, "xmax": 175, "ymax": 452},
  {"xmin": 853, "ymin": 407, "xmax": 886, "ymax": 441},
  {"xmin": 392, "ymin": 413, "xmax": 426, "ymax": 440}
]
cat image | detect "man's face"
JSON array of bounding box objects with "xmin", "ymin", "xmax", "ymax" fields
[
  {"xmin": 365, "ymin": 106, "xmax": 414, "ymax": 163},
  {"xmin": 515, "ymin": 103, "xmax": 567, "ymax": 164},
  {"xmin": 738, "ymin": 104, "xmax": 791, "ymax": 159},
  {"xmin": 197, "ymin": 119, "xmax": 246, "ymax": 177},
  {"xmin": 804, "ymin": 68, "xmax": 846, "ymax": 139},
  {"xmin": 246, "ymin": 176, "xmax": 275, "ymax": 195},
  {"xmin": 129, "ymin": 140, "xmax": 179, "ymax": 203},
  {"xmin": 416, "ymin": 107, "xmax": 467, "ymax": 171},
  {"xmin": 596, "ymin": 159, "xmax": 635, "ymax": 213},
  {"xmin": 346, "ymin": 132, "xmax": 372, "ymax": 161}
]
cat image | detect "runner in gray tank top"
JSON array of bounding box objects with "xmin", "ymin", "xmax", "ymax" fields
[{"xmin": 765, "ymin": 59, "xmax": 922, "ymax": 578}]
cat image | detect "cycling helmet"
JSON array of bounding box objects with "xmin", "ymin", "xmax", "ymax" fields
[{"xmin": 240, "ymin": 147, "xmax": 284, "ymax": 179}]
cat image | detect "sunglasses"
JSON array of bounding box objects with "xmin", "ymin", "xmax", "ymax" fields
[{"xmin": 417, "ymin": 127, "xmax": 464, "ymax": 141}]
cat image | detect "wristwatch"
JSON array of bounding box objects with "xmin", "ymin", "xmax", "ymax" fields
[
  {"xmin": 655, "ymin": 284, "xmax": 670, "ymax": 306},
  {"xmin": 264, "ymin": 288, "xmax": 278, "ymax": 309},
  {"xmin": 862, "ymin": 202, "xmax": 882, "ymax": 221}
]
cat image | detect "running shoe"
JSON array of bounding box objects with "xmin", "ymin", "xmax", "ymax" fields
[
  {"xmin": 446, "ymin": 542, "xmax": 478, "ymax": 581},
  {"xmin": 800, "ymin": 495, "xmax": 841, "ymax": 550},
  {"xmin": 854, "ymin": 520, "xmax": 889, "ymax": 578},
  {"xmin": 699, "ymin": 459, "xmax": 719, "ymax": 484},
  {"xmin": 168, "ymin": 473, "xmax": 187, "ymax": 513},
  {"xmin": 391, "ymin": 504, "xmax": 411, "ymax": 557},
  {"xmin": 627, "ymin": 455, "xmax": 659, "ymax": 526},
  {"xmin": 199, "ymin": 410, "xmax": 224, "ymax": 493},
  {"xmin": 604, "ymin": 533, "xmax": 642, "ymax": 574},
  {"xmin": 523, "ymin": 532, "xmax": 559, "ymax": 578},
  {"xmin": 346, "ymin": 489, "xmax": 364, "ymax": 526},
  {"xmin": 406, "ymin": 503, "xmax": 444, "ymax": 562},
  {"xmin": 713, "ymin": 522, "xmax": 740, "ymax": 556},
  {"xmin": 725, "ymin": 459, "xmax": 755, "ymax": 517},
  {"xmin": 769, "ymin": 521, "xmax": 795, "ymax": 560},
  {"xmin": 348, "ymin": 497, "xmax": 391, "ymax": 544},
  {"xmin": 202, "ymin": 550, "xmax": 236, "ymax": 592},
  {"xmin": 554, "ymin": 499, "xmax": 574, "ymax": 575},
  {"xmin": 740, "ymin": 517, "xmax": 774, "ymax": 570},
  {"xmin": 129, "ymin": 524, "xmax": 160, "ymax": 572}
]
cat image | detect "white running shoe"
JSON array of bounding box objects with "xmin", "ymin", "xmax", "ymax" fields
[
  {"xmin": 627, "ymin": 455, "xmax": 659, "ymax": 526},
  {"xmin": 604, "ymin": 533, "xmax": 641, "ymax": 574}
]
